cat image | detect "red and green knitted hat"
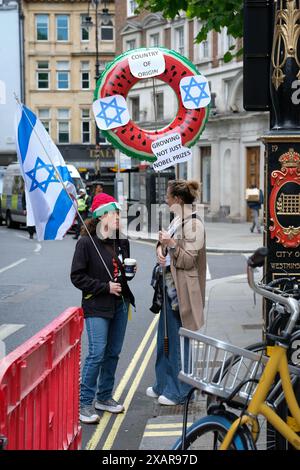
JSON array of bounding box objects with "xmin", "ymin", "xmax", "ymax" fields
[{"xmin": 91, "ymin": 193, "xmax": 121, "ymax": 218}]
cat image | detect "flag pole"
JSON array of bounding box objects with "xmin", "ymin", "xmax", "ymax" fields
[
  {"xmin": 152, "ymin": 80, "xmax": 169, "ymax": 356},
  {"xmin": 14, "ymin": 96, "xmax": 113, "ymax": 281}
]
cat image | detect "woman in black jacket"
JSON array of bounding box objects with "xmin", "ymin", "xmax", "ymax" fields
[{"xmin": 71, "ymin": 193, "xmax": 135, "ymax": 423}]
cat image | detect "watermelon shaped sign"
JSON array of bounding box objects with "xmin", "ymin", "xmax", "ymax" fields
[{"xmin": 94, "ymin": 47, "xmax": 210, "ymax": 162}]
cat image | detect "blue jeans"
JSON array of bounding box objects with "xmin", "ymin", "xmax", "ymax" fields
[
  {"xmin": 250, "ymin": 208, "xmax": 261, "ymax": 233},
  {"xmin": 152, "ymin": 290, "xmax": 192, "ymax": 403},
  {"xmin": 80, "ymin": 301, "xmax": 128, "ymax": 405}
]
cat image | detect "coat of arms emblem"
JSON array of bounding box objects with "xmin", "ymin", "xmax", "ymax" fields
[{"xmin": 269, "ymin": 148, "xmax": 300, "ymax": 248}]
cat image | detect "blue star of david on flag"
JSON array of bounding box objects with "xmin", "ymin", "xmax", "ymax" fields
[
  {"xmin": 26, "ymin": 157, "xmax": 58, "ymax": 193},
  {"xmin": 93, "ymin": 95, "xmax": 130, "ymax": 130},
  {"xmin": 15, "ymin": 104, "xmax": 77, "ymax": 240},
  {"xmin": 180, "ymin": 75, "xmax": 211, "ymax": 109}
]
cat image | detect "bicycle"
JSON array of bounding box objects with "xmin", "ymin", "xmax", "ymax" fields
[
  {"xmin": 173, "ymin": 247, "xmax": 300, "ymax": 450},
  {"xmin": 206, "ymin": 276, "xmax": 300, "ymax": 413}
]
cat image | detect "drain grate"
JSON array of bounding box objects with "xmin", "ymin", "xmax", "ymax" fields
[{"xmin": 0, "ymin": 285, "xmax": 26, "ymax": 301}]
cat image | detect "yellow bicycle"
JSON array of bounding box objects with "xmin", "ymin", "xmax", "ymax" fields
[{"xmin": 174, "ymin": 247, "xmax": 300, "ymax": 450}]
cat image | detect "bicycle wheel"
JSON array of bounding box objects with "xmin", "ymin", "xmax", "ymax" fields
[{"xmin": 172, "ymin": 415, "xmax": 255, "ymax": 450}]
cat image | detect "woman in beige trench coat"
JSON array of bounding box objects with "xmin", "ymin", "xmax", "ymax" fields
[{"xmin": 146, "ymin": 180, "xmax": 206, "ymax": 406}]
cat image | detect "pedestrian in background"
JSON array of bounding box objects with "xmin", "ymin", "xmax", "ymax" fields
[
  {"xmin": 73, "ymin": 188, "xmax": 89, "ymax": 240},
  {"xmin": 246, "ymin": 184, "xmax": 264, "ymax": 234},
  {"xmin": 71, "ymin": 193, "xmax": 136, "ymax": 423},
  {"xmin": 147, "ymin": 180, "xmax": 206, "ymax": 406}
]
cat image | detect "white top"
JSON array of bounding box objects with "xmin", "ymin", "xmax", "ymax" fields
[{"xmin": 164, "ymin": 215, "xmax": 181, "ymax": 267}]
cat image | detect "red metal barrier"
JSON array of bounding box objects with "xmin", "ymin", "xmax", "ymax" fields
[{"xmin": 0, "ymin": 307, "xmax": 84, "ymax": 450}]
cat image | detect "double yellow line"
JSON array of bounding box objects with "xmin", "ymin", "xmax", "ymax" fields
[{"xmin": 86, "ymin": 314, "xmax": 159, "ymax": 450}]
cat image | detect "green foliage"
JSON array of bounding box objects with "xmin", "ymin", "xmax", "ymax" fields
[{"xmin": 136, "ymin": 0, "xmax": 244, "ymax": 60}]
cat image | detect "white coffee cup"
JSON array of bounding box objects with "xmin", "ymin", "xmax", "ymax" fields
[{"xmin": 124, "ymin": 258, "xmax": 136, "ymax": 280}]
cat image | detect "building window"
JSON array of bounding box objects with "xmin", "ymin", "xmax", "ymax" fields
[
  {"xmin": 81, "ymin": 109, "xmax": 90, "ymax": 144},
  {"xmin": 202, "ymin": 38, "xmax": 209, "ymax": 59},
  {"xmin": 200, "ymin": 147, "xmax": 211, "ymax": 204},
  {"xmin": 36, "ymin": 14, "xmax": 49, "ymax": 41},
  {"xmin": 56, "ymin": 15, "xmax": 69, "ymax": 41},
  {"xmin": 130, "ymin": 96, "xmax": 140, "ymax": 122},
  {"xmin": 56, "ymin": 61, "xmax": 70, "ymax": 89},
  {"xmin": 37, "ymin": 61, "xmax": 50, "ymax": 89},
  {"xmin": 175, "ymin": 26, "xmax": 184, "ymax": 55},
  {"xmin": 127, "ymin": 0, "xmax": 137, "ymax": 17},
  {"xmin": 154, "ymin": 93, "xmax": 164, "ymax": 120},
  {"xmin": 225, "ymin": 32, "xmax": 235, "ymax": 52},
  {"xmin": 38, "ymin": 108, "xmax": 51, "ymax": 133},
  {"xmin": 150, "ymin": 33, "xmax": 159, "ymax": 48},
  {"xmin": 101, "ymin": 19, "xmax": 114, "ymax": 41},
  {"xmin": 81, "ymin": 14, "xmax": 89, "ymax": 41},
  {"xmin": 57, "ymin": 108, "xmax": 70, "ymax": 143},
  {"xmin": 126, "ymin": 39, "xmax": 136, "ymax": 50},
  {"xmin": 80, "ymin": 61, "xmax": 90, "ymax": 89}
]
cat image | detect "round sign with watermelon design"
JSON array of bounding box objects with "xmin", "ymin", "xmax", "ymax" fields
[{"xmin": 94, "ymin": 47, "xmax": 210, "ymax": 162}]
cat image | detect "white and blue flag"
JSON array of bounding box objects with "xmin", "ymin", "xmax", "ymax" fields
[{"xmin": 15, "ymin": 104, "xmax": 77, "ymax": 240}]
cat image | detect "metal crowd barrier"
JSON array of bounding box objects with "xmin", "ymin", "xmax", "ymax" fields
[{"xmin": 0, "ymin": 307, "xmax": 84, "ymax": 450}]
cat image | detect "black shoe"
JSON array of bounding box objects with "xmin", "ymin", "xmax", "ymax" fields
[
  {"xmin": 73, "ymin": 236, "xmax": 78, "ymax": 240},
  {"xmin": 29, "ymin": 234, "xmax": 34, "ymax": 239},
  {"xmin": 250, "ymin": 228, "xmax": 254, "ymax": 233}
]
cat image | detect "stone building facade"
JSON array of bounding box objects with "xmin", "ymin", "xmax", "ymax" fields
[
  {"xmin": 22, "ymin": 0, "xmax": 116, "ymax": 174},
  {"xmin": 115, "ymin": 1, "xmax": 267, "ymax": 221}
]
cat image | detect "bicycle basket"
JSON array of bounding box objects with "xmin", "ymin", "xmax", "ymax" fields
[
  {"xmin": 179, "ymin": 328, "xmax": 269, "ymax": 405},
  {"xmin": 179, "ymin": 328, "xmax": 300, "ymax": 406}
]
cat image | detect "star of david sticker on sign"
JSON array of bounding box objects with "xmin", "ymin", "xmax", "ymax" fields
[
  {"xmin": 180, "ymin": 75, "xmax": 211, "ymax": 109},
  {"xmin": 93, "ymin": 95, "xmax": 130, "ymax": 130}
]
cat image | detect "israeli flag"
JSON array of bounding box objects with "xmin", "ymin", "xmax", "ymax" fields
[{"xmin": 15, "ymin": 104, "xmax": 77, "ymax": 240}]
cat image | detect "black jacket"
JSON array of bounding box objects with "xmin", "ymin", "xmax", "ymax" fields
[{"xmin": 70, "ymin": 235, "xmax": 135, "ymax": 319}]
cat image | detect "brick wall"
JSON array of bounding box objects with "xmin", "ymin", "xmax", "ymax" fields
[
  {"xmin": 188, "ymin": 20, "xmax": 194, "ymax": 62},
  {"xmin": 115, "ymin": 1, "xmax": 150, "ymax": 54},
  {"xmin": 212, "ymin": 31, "xmax": 219, "ymax": 68},
  {"xmin": 115, "ymin": 0, "xmax": 127, "ymax": 54},
  {"xmin": 164, "ymin": 27, "xmax": 171, "ymax": 49},
  {"xmin": 236, "ymin": 38, "xmax": 243, "ymax": 62}
]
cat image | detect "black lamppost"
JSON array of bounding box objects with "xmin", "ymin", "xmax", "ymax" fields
[
  {"xmin": 244, "ymin": 0, "xmax": 300, "ymax": 449},
  {"xmin": 82, "ymin": 1, "xmax": 111, "ymax": 178}
]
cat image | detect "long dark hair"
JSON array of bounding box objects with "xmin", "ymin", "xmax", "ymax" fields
[
  {"xmin": 80, "ymin": 218, "xmax": 97, "ymax": 236},
  {"xmin": 168, "ymin": 180, "xmax": 201, "ymax": 204}
]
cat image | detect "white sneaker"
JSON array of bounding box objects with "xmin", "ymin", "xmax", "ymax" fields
[
  {"xmin": 158, "ymin": 395, "xmax": 178, "ymax": 406},
  {"xmin": 146, "ymin": 387, "xmax": 159, "ymax": 398}
]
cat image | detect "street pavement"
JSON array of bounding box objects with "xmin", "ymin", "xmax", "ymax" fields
[
  {"xmin": 128, "ymin": 220, "xmax": 263, "ymax": 253},
  {"xmin": 139, "ymin": 221, "xmax": 264, "ymax": 450},
  {"xmin": 0, "ymin": 220, "xmax": 265, "ymax": 450}
]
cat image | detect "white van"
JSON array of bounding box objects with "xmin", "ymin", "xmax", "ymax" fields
[
  {"xmin": 66, "ymin": 164, "xmax": 85, "ymax": 194},
  {"xmin": 0, "ymin": 163, "xmax": 26, "ymax": 227},
  {"xmin": 1, "ymin": 163, "xmax": 85, "ymax": 228}
]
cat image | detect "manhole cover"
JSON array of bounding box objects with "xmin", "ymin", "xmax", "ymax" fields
[{"xmin": 0, "ymin": 285, "xmax": 26, "ymax": 301}]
